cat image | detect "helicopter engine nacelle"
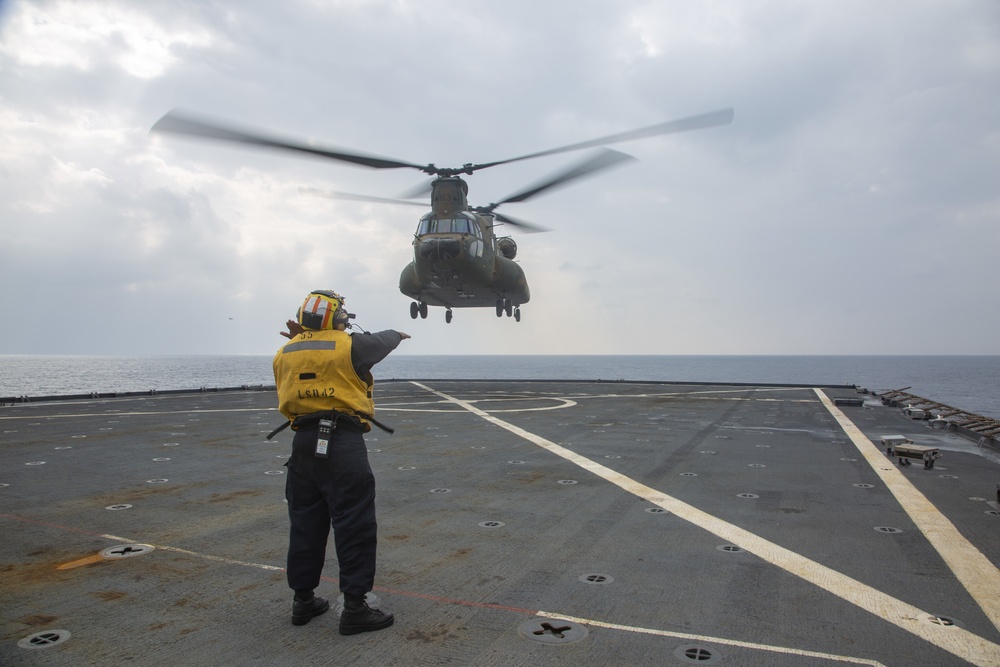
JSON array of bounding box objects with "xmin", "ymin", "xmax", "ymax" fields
[{"xmin": 497, "ymin": 237, "xmax": 517, "ymax": 260}]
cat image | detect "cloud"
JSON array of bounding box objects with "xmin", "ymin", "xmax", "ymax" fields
[
  {"xmin": 1, "ymin": 0, "xmax": 998, "ymax": 355},
  {"xmin": 1, "ymin": 0, "xmax": 217, "ymax": 78}
]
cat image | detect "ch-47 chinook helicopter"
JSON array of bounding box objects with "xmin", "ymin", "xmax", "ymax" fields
[{"xmin": 151, "ymin": 108, "xmax": 733, "ymax": 323}]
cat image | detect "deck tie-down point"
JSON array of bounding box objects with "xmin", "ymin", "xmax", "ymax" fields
[
  {"xmin": 535, "ymin": 622, "xmax": 571, "ymax": 638},
  {"xmin": 675, "ymin": 644, "xmax": 722, "ymax": 663},
  {"xmin": 18, "ymin": 630, "xmax": 72, "ymax": 650},
  {"xmin": 517, "ymin": 618, "xmax": 589, "ymax": 644},
  {"xmin": 100, "ymin": 544, "xmax": 155, "ymax": 559}
]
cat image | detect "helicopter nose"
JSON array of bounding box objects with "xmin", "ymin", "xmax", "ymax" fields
[{"xmin": 417, "ymin": 237, "xmax": 462, "ymax": 261}]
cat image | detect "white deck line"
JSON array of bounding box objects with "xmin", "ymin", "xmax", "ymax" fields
[{"xmin": 413, "ymin": 381, "xmax": 1000, "ymax": 667}]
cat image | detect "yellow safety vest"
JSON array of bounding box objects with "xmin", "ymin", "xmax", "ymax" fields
[{"xmin": 272, "ymin": 330, "xmax": 375, "ymax": 429}]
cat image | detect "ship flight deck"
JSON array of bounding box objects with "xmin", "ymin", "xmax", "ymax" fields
[{"xmin": 2, "ymin": 380, "xmax": 1000, "ymax": 666}]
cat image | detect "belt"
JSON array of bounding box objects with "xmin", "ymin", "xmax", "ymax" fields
[{"xmin": 266, "ymin": 409, "xmax": 394, "ymax": 440}]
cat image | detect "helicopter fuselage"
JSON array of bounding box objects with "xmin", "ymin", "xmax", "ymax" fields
[
  {"xmin": 398, "ymin": 208, "xmax": 529, "ymax": 309},
  {"xmin": 398, "ymin": 177, "xmax": 529, "ymax": 315}
]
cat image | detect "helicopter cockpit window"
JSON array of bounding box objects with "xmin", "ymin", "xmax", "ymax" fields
[
  {"xmin": 416, "ymin": 213, "xmax": 475, "ymax": 236},
  {"xmin": 441, "ymin": 218, "xmax": 471, "ymax": 234}
]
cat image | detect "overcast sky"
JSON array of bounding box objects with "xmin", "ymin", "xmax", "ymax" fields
[{"xmin": 1, "ymin": 0, "xmax": 997, "ymax": 356}]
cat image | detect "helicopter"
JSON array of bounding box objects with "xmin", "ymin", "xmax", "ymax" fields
[
  {"xmin": 151, "ymin": 108, "xmax": 733, "ymax": 323},
  {"xmin": 302, "ymin": 147, "xmax": 637, "ymax": 323}
]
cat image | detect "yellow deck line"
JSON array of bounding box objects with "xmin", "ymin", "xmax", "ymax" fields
[
  {"xmin": 412, "ymin": 381, "xmax": 1000, "ymax": 667},
  {"xmin": 815, "ymin": 388, "xmax": 1000, "ymax": 634}
]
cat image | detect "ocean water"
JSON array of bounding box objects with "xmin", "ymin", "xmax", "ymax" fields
[{"xmin": 1, "ymin": 355, "xmax": 998, "ymax": 420}]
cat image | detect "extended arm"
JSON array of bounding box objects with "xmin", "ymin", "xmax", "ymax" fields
[{"xmin": 351, "ymin": 330, "xmax": 410, "ymax": 377}]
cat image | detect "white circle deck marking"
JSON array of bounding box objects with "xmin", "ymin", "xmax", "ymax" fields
[{"xmin": 381, "ymin": 396, "xmax": 577, "ymax": 414}]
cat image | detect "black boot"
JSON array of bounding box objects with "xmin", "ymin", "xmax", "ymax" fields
[
  {"xmin": 339, "ymin": 594, "xmax": 394, "ymax": 635},
  {"xmin": 292, "ymin": 593, "xmax": 330, "ymax": 626}
]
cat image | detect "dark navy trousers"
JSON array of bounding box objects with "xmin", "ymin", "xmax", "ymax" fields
[{"xmin": 284, "ymin": 424, "xmax": 377, "ymax": 597}]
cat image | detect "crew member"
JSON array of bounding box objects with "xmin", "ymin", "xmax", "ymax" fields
[{"xmin": 273, "ymin": 289, "xmax": 410, "ymax": 635}]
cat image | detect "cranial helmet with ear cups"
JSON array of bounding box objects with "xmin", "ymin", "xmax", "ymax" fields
[{"xmin": 297, "ymin": 290, "xmax": 350, "ymax": 331}]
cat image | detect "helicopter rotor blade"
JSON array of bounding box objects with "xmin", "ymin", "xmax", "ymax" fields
[
  {"xmin": 469, "ymin": 107, "xmax": 734, "ymax": 173},
  {"xmin": 395, "ymin": 178, "xmax": 437, "ymax": 200},
  {"xmin": 492, "ymin": 211, "xmax": 549, "ymax": 234},
  {"xmin": 151, "ymin": 110, "xmax": 427, "ymax": 171},
  {"xmin": 496, "ymin": 148, "xmax": 636, "ymax": 206},
  {"xmin": 303, "ymin": 185, "xmax": 548, "ymax": 232},
  {"xmin": 299, "ymin": 187, "xmax": 430, "ymax": 208}
]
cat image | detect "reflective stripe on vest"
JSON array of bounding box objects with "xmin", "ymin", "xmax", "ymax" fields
[{"xmin": 282, "ymin": 340, "xmax": 337, "ymax": 353}]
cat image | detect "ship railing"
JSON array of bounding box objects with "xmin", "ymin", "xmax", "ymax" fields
[{"xmin": 877, "ymin": 388, "xmax": 999, "ymax": 446}]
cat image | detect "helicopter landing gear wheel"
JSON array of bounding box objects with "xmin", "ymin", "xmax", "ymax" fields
[
  {"xmin": 514, "ymin": 307, "xmax": 521, "ymax": 322},
  {"xmin": 504, "ymin": 300, "xmax": 513, "ymax": 318},
  {"xmin": 410, "ymin": 302, "xmax": 418, "ymax": 319},
  {"xmin": 496, "ymin": 299, "xmax": 504, "ymax": 318},
  {"xmin": 445, "ymin": 309, "xmax": 453, "ymax": 324},
  {"xmin": 419, "ymin": 301, "xmax": 428, "ymax": 319}
]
